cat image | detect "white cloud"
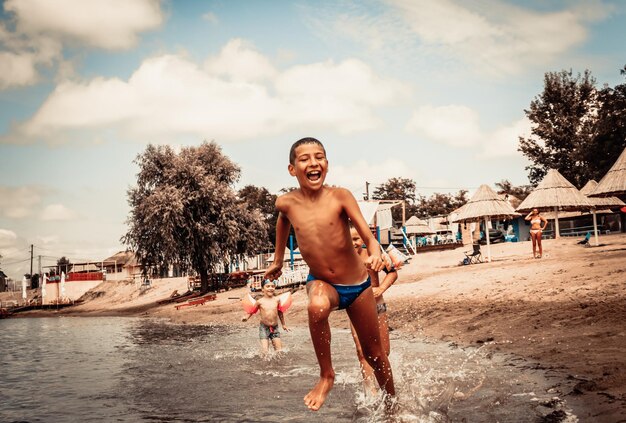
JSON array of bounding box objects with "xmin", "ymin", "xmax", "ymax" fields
[
  {"xmin": 0, "ymin": 51, "xmax": 40, "ymax": 88},
  {"xmin": 405, "ymin": 104, "xmax": 531, "ymax": 157},
  {"xmin": 202, "ymin": 12, "xmax": 219, "ymax": 24},
  {"xmin": 310, "ymin": 0, "xmax": 613, "ymax": 76},
  {"xmin": 388, "ymin": 0, "xmax": 612, "ymax": 75},
  {"xmin": 0, "ymin": 186, "xmax": 43, "ymax": 218},
  {"xmin": 204, "ymin": 39, "xmax": 278, "ymax": 82},
  {"xmin": 40, "ymin": 204, "xmax": 77, "ymax": 221},
  {"xmin": 406, "ymin": 105, "xmax": 481, "ymax": 147},
  {"xmin": 328, "ymin": 159, "xmax": 419, "ymax": 194},
  {"xmin": 4, "ymin": 0, "xmax": 163, "ymax": 50},
  {"xmin": 3, "ymin": 41, "xmax": 407, "ymax": 144},
  {"xmin": 0, "ymin": 0, "xmax": 164, "ymax": 89},
  {"xmin": 0, "ymin": 229, "xmax": 18, "ymax": 248},
  {"xmin": 479, "ymin": 117, "xmax": 532, "ymax": 159}
]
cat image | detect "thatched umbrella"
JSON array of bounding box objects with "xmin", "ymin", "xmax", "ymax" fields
[
  {"xmin": 580, "ymin": 180, "xmax": 625, "ymax": 245},
  {"xmin": 516, "ymin": 169, "xmax": 593, "ymax": 239},
  {"xmin": 452, "ymin": 184, "xmax": 520, "ymax": 262},
  {"xmin": 590, "ymin": 146, "xmax": 626, "ymax": 197},
  {"xmin": 405, "ymin": 216, "xmax": 434, "ymax": 235},
  {"xmin": 404, "ymin": 215, "xmax": 434, "ymax": 251}
]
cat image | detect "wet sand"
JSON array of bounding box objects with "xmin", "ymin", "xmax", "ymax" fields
[{"xmin": 6, "ymin": 233, "xmax": 626, "ymax": 422}]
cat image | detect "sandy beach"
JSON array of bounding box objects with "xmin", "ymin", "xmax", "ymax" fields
[{"xmin": 5, "ymin": 233, "xmax": 625, "ymax": 422}]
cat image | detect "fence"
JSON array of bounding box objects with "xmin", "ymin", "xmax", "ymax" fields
[{"xmin": 248, "ymin": 263, "xmax": 310, "ymax": 292}]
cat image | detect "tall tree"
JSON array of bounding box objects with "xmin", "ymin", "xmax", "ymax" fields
[
  {"xmin": 122, "ymin": 142, "xmax": 267, "ymax": 293},
  {"xmin": 238, "ymin": 185, "xmax": 277, "ymax": 249},
  {"xmin": 584, "ymin": 66, "xmax": 626, "ymax": 181},
  {"xmin": 518, "ymin": 69, "xmax": 597, "ymax": 187},
  {"xmin": 372, "ymin": 177, "xmax": 417, "ymax": 222},
  {"xmin": 57, "ymin": 256, "xmax": 72, "ymax": 274},
  {"xmin": 494, "ymin": 179, "xmax": 533, "ymax": 201},
  {"xmin": 416, "ymin": 191, "xmax": 468, "ymax": 218}
]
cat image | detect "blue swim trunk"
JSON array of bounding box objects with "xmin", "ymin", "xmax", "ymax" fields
[
  {"xmin": 259, "ymin": 323, "xmax": 280, "ymax": 340},
  {"xmin": 306, "ymin": 274, "xmax": 372, "ymax": 310}
]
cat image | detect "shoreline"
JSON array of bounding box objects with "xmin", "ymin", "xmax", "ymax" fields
[{"xmin": 5, "ymin": 233, "xmax": 626, "ymax": 421}]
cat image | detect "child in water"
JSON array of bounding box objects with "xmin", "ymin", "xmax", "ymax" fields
[
  {"xmin": 264, "ymin": 137, "xmax": 395, "ymax": 411},
  {"xmin": 349, "ymin": 226, "xmax": 398, "ymax": 394},
  {"xmin": 242, "ymin": 279, "xmax": 289, "ymax": 355}
]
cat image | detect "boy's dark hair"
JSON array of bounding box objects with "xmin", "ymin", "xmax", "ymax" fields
[{"xmin": 289, "ymin": 137, "xmax": 326, "ymax": 165}]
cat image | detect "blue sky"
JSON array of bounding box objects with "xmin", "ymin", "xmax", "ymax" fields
[{"xmin": 1, "ymin": 0, "xmax": 625, "ymax": 279}]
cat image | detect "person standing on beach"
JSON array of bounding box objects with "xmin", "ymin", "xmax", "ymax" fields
[
  {"xmin": 242, "ymin": 279, "xmax": 289, "ymax": 355},
  {"xmin": 349, "ymin": 226, "xmax": 398, "ymax": 394},
  {"xmin": 264, "ymin": 137, "xmax": 395, "ymax": 411},
  {"xmin": 525, "ymin": 208, "xmax": 547, "ymax": 258}
]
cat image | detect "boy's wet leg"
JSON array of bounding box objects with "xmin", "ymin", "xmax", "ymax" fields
[
  {"xmin": 260, "ymin": 338, "xmax": 270, "ymax": 357},
  {"xmin": 272, "ymin": 337, "xmax": 283, "ymax": 352},
  {"xmin": 347, "ymin": 288, "xmax": 396, "ymax": 398},
  {"xmin": 304, "ymin": 280, "xmax": 339, "ymax": 411}
]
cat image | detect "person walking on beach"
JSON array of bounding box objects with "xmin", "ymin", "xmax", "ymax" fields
[
  {"xmin": 349, "ymin": 226, "xmax": 398, "ymax": 394},
  {"xmin": 525, "ymin": 208, "xmax": 547, "ymax": 258},
  {"xmin": 242, "ymin": 279, "xmax": 289, "ymax": 355},
  {"xmin": 264, "ymin": 137, "xmax": 395, "ymax": 411}
]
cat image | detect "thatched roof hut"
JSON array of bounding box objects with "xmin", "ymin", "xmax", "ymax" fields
[
  {"xmin": 543, "ymin": 180, "xmax": 625, "ymax": 219},
  {"xmin": 405, "ymin": 215, "xmax": 434, "ymax": 235},
  {"xmin": 453, "ymin": 185, "xmax": 520, "ymax": 222},
  {"xmin": 590, "ymin": 146, "xmax": 626, "ymax": 197},
  {"xmin": 516, "ymin": 169, "xmax": 593, "ymax": 213},
  {"xmin": 452, "ymin": 184, "xmax": 520, "ymax": 262},
  {"xmin": 581, "ymin": 180, "xmax": 625, "ymax": 208}
]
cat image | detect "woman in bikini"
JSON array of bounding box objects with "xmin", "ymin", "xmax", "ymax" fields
[{"xmin": 525, "ymin": 208, "xmax": 548, "ymax": 258}]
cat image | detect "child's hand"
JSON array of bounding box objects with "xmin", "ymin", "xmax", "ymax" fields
[
  {"xmin": 365, "ymin": 255, "xmax": 383, "ymax": 272},
  {"xmin": 372, "ymin": 286, "xmax": 383, "ymax": 298},
  {"xmin": 382, "ymin": 254, "xmax": 393, "ymax": 272},
  {"xmin": 264, "ymin": 262, "xmax": 283, "ymax": 281},
  {"xmin": 242, "ymin": 315, "xmax": 249, "ymax": 322},
  {"xmin": 282, "ymin": 325, "xmax": 290, "ymax": 332}
]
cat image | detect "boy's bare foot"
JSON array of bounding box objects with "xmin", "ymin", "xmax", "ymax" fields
[{"xmin": 304, "ymin": 375, "xmax": 334, "ymax": 411}]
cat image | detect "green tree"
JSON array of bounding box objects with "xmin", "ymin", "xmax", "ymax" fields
[
  {"xmin": 238, "ymin": 185, "xmax": 277, "ymax": 249},
  {"xmin": 416, "ymin": 191, "xmax": 468, "ymax": 218},
  {"xmin": 583, "ymin": 66, "xmax": 626, "ymax": 181},
  {"xmin": 519, "ymin": 69, "xmax": 597, "ymax": 187},
  {"xmin": 122, "ymin": 142, "xmax": 267, "ymax": 293},
  {"xmin": 494, "ymin": 179, "xmax": 532, "ymax": 201},
  {"xmin": 372, "ymin": 177, "xmax": 417, "ymax": 222},
  {"xmin": 57, "ymin": 256, "xmax": 72, "ymax": 274}
]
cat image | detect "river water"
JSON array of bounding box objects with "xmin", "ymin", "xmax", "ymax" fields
[{"xmin": 0, "ymin": 317, "xmax": 577, "ymax": 422}]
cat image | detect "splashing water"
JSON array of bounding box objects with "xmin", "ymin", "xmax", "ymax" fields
[{"xmin": 0, "ymin": 317, "xmax": 577, "ymax": 422}]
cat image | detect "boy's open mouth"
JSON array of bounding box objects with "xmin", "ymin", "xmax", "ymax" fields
[{"xmin": 307, "ymin": 170, "xmax": 321, "ymax": 181}]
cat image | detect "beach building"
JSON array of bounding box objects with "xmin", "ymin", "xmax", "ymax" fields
[
  {"xmin": 40, "ymin": 264, "xmax": 103, "ymax": 305},
  {"xmin": 357, "ymin": 200, "xmax": 401, "ymax": 246},
  {"xmin": 101, "ymin": 251, "xmax": 143, "ymax": 281}
]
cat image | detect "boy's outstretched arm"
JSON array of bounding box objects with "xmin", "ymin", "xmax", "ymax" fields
[
  {"xmin": 340, "ymin": 189, "xmax": 383, "ymax": 272},
  {"xmin": 373, "ymin": 269, "xmax": 398, "ymax": 299},
  {"xmin": 278, "ymin": 310, "xmax": 289, "ymax": 331},
  {"xmin": 264, "ymin": 209, "xmax": 291, "ymax": 281}
]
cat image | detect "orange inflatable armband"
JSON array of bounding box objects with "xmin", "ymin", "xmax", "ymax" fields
[
  {"xmin": 242, "ymin": 293, "xmax": 259, "ymax": 314},
  {"xmin": 277, "ymin": 291, "xmax": 292, "ymax": 313}
]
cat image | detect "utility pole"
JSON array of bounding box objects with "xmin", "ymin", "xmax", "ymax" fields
[
  {"xmin": 364, "ymin": 181, "xmax": 370, "ymax": 200},
  {"xmin": 30, "ymin": 244, "xmax": 34, "ymax": 277}
]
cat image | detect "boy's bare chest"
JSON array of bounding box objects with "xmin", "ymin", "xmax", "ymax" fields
[
  {"xmin": 287, "ymin": 201, "xmax": 344, "ymax": 229},
  {"xmin": 258, "ymin": 297, "xmax": 279, "ymax": 310}
]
